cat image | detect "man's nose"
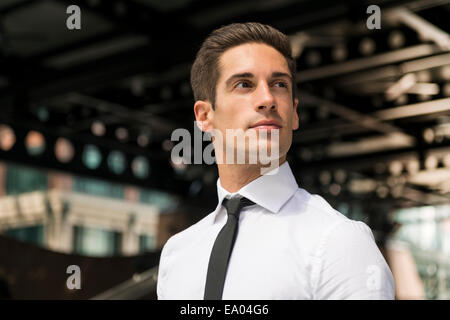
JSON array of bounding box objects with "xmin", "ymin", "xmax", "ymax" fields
[{"xmin": 255, "ymin": 83, "xmax": 276, "ymax": 111}]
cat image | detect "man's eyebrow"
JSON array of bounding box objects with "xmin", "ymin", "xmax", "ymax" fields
[
  {"xmin": 271, "ymin": 72, "xmax": 292, "ymax": 80},
  {"xmin": 225, "ymin": 72, "xmax": 254, "ymax": 87},
  {"xmin": 224, "ymin": 71, "xmax": 292, "ymax": 87}
]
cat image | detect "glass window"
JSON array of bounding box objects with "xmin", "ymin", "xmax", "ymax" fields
[
  {"xmin": 5, "ymin": 224, "xmax": 44, "ymax": 246},
  {"xmin": 6, "ymin": 164, "xmax": 47, "ymax": 195},
  {"xmin": 72, "ymin": 225, "xmax": 122, "ymax": 257},
  {"xmin": 139, "ymin": 189, "xmax": 176, "ymax": 212},
  {"xmin": 139, "ymin": 234, "xmax": 156, "ymax": 252},
  {"xmin": 73, "ymin": 177, "xmax": 124, "ymax": 199}
]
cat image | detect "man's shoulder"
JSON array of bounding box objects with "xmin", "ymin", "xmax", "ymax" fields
[
  {"xmin": 301, "ymin": 190, "xmax": 374, "ymax": 239},
  {"xmin": 288, "ymin": 187, "xmax": 349, "ymax": 226},
  {"xmin": 287, "ymin": 187, "xmax": 377, "ymax": 254},
  {"xmin": 162, "ymin": 210, "xmax": 213, "ymax": 254}
]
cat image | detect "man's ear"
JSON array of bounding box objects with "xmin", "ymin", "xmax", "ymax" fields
[
  {"xmin": 194, "ymin": 100, "xmax": 214, "ymax": 132},
  {"xmin": 292, "ymin": 98, "xmax": 299, "ymax": 131}
]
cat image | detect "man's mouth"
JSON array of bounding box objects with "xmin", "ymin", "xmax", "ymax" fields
[{"xmin": 249, "ymin": 120, "xmax": 282, "ymax": 130}]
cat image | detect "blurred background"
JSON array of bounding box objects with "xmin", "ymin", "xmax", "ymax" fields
[{"xmin": 0, "ymin": 0, "xmax": 449, "ymax": 300}]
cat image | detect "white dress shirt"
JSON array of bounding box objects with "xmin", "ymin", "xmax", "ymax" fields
[{"xmin": 157, "ymin": 161, "xmax": 396, "ymax": 299}]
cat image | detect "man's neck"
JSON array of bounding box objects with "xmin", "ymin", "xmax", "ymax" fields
[{"xmin": 217, "ymin": 156, "xmax": 286, "ymax": 193}]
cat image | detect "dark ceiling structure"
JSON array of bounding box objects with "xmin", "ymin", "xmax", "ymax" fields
[{"xmin": 0, "ymin": 0, "xmax": 449, "ymax": 214}]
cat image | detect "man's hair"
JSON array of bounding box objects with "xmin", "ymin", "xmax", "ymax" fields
[{"xmin": 190, "ymin": 22, "xmax": 297, "ymax": 108}]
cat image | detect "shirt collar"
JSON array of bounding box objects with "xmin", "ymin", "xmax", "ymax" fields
[{"xmin": 212, "ymin": 161, "xmax": 299, "ymax": 222}]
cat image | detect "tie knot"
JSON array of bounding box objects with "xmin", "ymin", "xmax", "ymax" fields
[{"xmin": 222, "ymin": 196, "xmax": 255, "ymax": 217}]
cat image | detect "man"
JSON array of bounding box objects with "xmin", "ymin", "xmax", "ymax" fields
[{"xmin": 157, "ymin": 22, "xmax": 395, "ymax": 299}]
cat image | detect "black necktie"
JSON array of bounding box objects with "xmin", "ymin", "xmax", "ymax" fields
[{"xmin": 204, "ymin": 195, "xmax": 255, "ymax": 300}]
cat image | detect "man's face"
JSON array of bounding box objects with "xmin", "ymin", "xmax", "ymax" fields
[{"xmin": 211, "ymin": 42, "xmax": 299, "ymax": 164}]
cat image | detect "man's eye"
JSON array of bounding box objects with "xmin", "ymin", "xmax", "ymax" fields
[
  {"xmin": 235, "ymin": 81, "xmax": 251, "ymax": 88},
  {"xmin": 274, "ymin": 81, "xmax": 288, "ymax": 88}
]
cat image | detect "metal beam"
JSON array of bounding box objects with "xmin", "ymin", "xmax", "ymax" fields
[
  {"xmin": 295, "ymin": 96, "xmax": 450, "ymax": 143},
  {"xmin": 63, "ymin": 93, "xmax": 182, "ymax": 136},
  {"xmin": 296, "ymin": 44, "xmax": 442, "ymax": 82},
  {"xmin": 298, "ymin": 90, "xmax": 416, "ymax": 143},
  {"xmin": 385, "ymin": 7, "xmax": 450, "ymax": 50},
  {"xmin": 373, "ymin": 97, "xmax": 450, "ymax": 120},
  {"xmin": 335, "ymin": 52, "xmax": 450, "ymax": 86}
]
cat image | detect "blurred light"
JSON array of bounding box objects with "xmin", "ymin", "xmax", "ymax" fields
[
  {"xmin": 416, "ymin": 70, "xmax": 431, "ymax": 82},
  {"xmin": 425, "ymin": 155, "xmax": 438, "ymax": 169},
  {"xmin": 334, "ymin": 169, "xmax": 346, "ymax": 183},
  {"xmin": 387, "ymin": 176, "xmax": 397, "ymax": 187},
  {"xmin": 386, "ymin": 73, "xmax": 416, "ymax": 101},
  {"xmin": 82, "ymin": 144, "xmax": 102, "ymax": 169},
  {"xmin": 332, "ymin": 44, "xmax": 348, "ymax": 62},
  {"xmin": 170, "ymin": 155, "xmax": 187, "ymax": 173},
  {"xmin": 423, "ymin": 128, "xmax": 435, "ymax": 143},
  {"xmin": 417, "ymin": 94, "xmax": 432, "ymax": 101},
  {"xmin": 395, "ymin": 94, "xmax": 408, "ymax": 105},
  {"xmin": 319, "ymin": 170, "xmax": 331, "ymax": 185},
  {"xmin": 407, "ymin": 159, "xmax": 420, "ymax": 174},
  {"xmin": 317, "ymin": 105, "xmax": 329, "ymax": 119},
  {"xmin": 132, "ymin": 273, "xmax": 141, "ymax": 282},
  {"xmin": 107, "ymin": 150, "xmax": 127, "ymax": 175},
  {"xmin": 0, "ymin": 125, "xmax": 15, "ymax": 151},
  {"xmin": 305, "ymin": 50, "xmax": 321, "ymax": 67},
  {"xmin": 391, "ymin": 185, "xmax": 403, "ymax": 198},
  {"xmin": 443, "ymin": 154, "xmax": 450, "ymax": 167},
  {"xmin": 389, "ymin": 161, "xmax": 403, "ymax": 176},
  {"xmin": 376, "ymin": 186, "xmax": 389, "ymax": 198},
  {"xmin": 137, "ymin": 134, "xmax": 149, "ymax": 147},
  {"xmin": 91, "ymin": 121, "xmax": 106, "ymax": 136},
  {"xmin": 55, "ymin": 138, "xmax": 74, "ymax": 163},
  {"xmin": 132, "ymin": 156, "xmax": 150, "ymax": 179},
  {"xmin": 37, "ymin": 107, "xmax": 49, "ymax": 122},
  {"xmin": 388, "ymin": 30, "xmax": 405, "ymax": 49},
  {"xmin": 337, "ymin": 203, "xmax": 349, "ymax": 216},
  {"xmin": 298, "ymin": 148, "xmax": 313, "ymax": 161},
  {"xmin": 189, "ymin": 180, "xmax": 202, "ymax": 196},
  {"xmin": 359, "ymin": 38, "xmax": 376, "ymax": 56},
  {"xmin": 439, "ymin": 65, "xmax": 450, "ymax": 80},
  {"xmin": 162, "ymin": 139, "xmax": 174, "ymax": 151},
  {"xmin": 329, "ymin": 183, "xmax": 341, "ymax": 196},
  {"xmin": 407, "ymin": 83, "xmax": 440, "ymax": 96},
  {"xmin": 115, "ymin": 127, "xmax": 129, "ymax": 142},
  {"xmin": 427, "ymin": 264, "xmax": 437, "ymax": 275},
  {"xmin": 397, "ymin": 175, "xmax": 406, "ymax": 185},
  {"xmin": 348, "ymin": 178, "xmax": 377, "ymax": 193},
  {"xmin": 25, "ymin": 131, "xmax": 46, "ymax": 156},
  {"xmin": 289, "ymin": 32, "xmax": 307, "ymax": 59}
]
